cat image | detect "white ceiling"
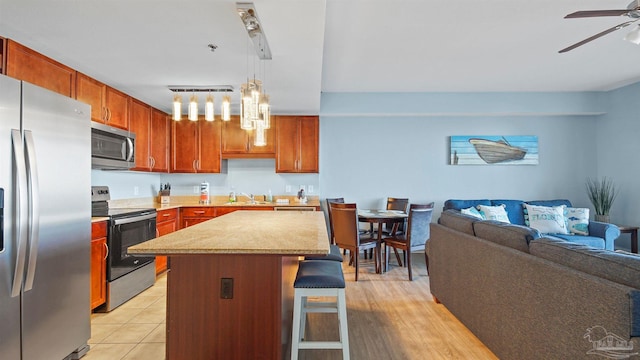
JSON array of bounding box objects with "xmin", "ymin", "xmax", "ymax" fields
[{"xmin": 2, "ymin": 0, "xmax": 640, "ymax": 115}]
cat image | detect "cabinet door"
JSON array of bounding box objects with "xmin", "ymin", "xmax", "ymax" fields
[
  {"xmin": 171, "ymin": 120, "xmax": 198, "ymax": 173},
  {"xmin": 155, "ymin": 220, "xmax": 177, "ymax": 274},
  {"xmin": 150, "ymin": 108, "xmax": 169, "ymax": 172},
  {"xmin": 76, "ymin": 73, "xmax": 106, "ymax": 122},
  {"xmin": 222, "ymin": 115, "xmax": 275, "ymax": 158},
  {"xmin": 183, "ymin": 217, "xmax": 213, "ymax": 228},
  {"xmin": 6, "ymin": 40, "xmax": 76, "ymax": 98},
  {"xmin": 91, "ymin": 221, "xmax": 107, "ymax": 310},
  {"xmin": 105, "ymin": 86, "xmax": 129, "ymax": 129},
  {"xmin": 297, "ymin": 116, "xmax": 319, "ymax": 173},
  {"xmin": 198, "ymin": 120, "xmax": 222, "ymax": 172},
  {"xmin": 129, "ymin": 99, "xmax": 151, "ymax": 171},
  {"xmin": 275, "ymin": 116, "xmax": 299, "ymax": 172}
]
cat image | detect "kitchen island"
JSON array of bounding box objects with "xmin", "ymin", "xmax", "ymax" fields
[{"xmin": 128, "ymin": 210, "xmax": 329, "ymax": 360}]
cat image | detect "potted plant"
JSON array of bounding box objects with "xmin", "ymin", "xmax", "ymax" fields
[{"xmin": 585, "ymin": 177, "xmax": 618, "ymax": 223}]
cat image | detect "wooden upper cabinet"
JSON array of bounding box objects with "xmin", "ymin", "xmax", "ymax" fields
[
  {"xmin": 76, "ymin": 72, "xmax": 129, "ymax": 130},
  {"xmin": 1, "ymin": 36, "xmax": 6, "ymax": 75},
  {"xmin": 221, "ymin": 115, "xmax": 275, "ymax": 158},
  {"xmin": 129, "ymin": 99, "xmax": 151, "ymax": 171},
  {"xmin": 171, "ymin": 118, "xmax": 222, "ymax": 173},
  {"xmin": 276, "ymin": 116, "xmax": 319, "ymax": 173},
  {"xmin": 6, "ymin": 40, "xmax": 76, "ymax": 98},
  {"xmin": 150, "ymin": 108, "xmax": 169, "ymax": 172}
]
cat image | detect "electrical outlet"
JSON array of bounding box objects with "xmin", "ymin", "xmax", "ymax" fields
[
  {"xmin": 299, "ymin": 185, "xmax": 306, "ymax": 193},
  {"xmin": 133, "ymin": 186, "xmax": 139, "ymax": 195},
  {"xmin": 285, "ymin": 185, "xmax": 291, "ymax": 193},
  {"xmin": 308, "ymin": 185, "xmax": 314, "ymax": 193},
  {"xmin": 221, "ymin": 278, "xmax": 233, "ymax": 299},
  {"xmin": 193, "ymin": 186, "xmax": 199, "ymax": 194}
]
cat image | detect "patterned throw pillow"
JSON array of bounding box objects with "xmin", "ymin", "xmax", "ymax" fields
[
  {"xmin": 477, "ymin": 205, "xmax": 510, "ymax": 223},
  {"xmin": 565, "ymin": 207, "xmax": 589, "ymax": 236},
  {"xmin": 523, "ymin": 204, "xmax": 568, "ymax": 234},
  {"xmin": 461, "ymin": 206, "xmax": 484, "ymax": 219}
]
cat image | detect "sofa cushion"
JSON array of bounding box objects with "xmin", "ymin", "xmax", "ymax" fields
[
  {"xmin": 438, "ymin": 209, "xmax": 479, "ymax": 235},
  {"xmin": 530, "ymin": 237, "xmax": 640, "ymax": 290},
  {"xmin": 526, "ymin": 199, "xmax": 572, "ymax": 208},
  {"xmin": 444, "ymin": 199, "xmax": 491, "ymax": 211},
  {"xmin": 523, "ymin": 204, "xmax": 568, "ymax": 234},
  {"xmin": 550, "ymin": 234, "xmax": 605, "ymax": 249},
  {"xmin": 491, "ymin": 199, "xmax": 525, "ymax": 225},
  {"xmin": 473, "ymin": 220, "xmax": 541, "ymax": 253},
  {"xmin": 477, "ymin": 205, "xmax": 510, "ymax": 223},
  {"xmin": 564, "ymin": 207, "xmax": 590, "ymax": 235}
]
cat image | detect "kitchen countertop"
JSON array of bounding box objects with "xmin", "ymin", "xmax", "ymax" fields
[
  {"xmin": 110, "ymin": 195, "xmax": 321, "ymax": 210},
  {"xmin": 128, "ymin": 210, "xmax": 329, "ymax": 256}
]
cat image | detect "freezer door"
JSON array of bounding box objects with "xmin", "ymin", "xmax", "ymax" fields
[
  {"xmin": 21, "ymin": 82, "xmax": 91, "ymax": 360},
  {"xmin": 0, "ymin": 75, "xmax": 22, "ymax": 359}
]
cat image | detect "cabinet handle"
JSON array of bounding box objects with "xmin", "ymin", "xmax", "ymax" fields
[
  {"xmin": 156, "ymin": 228, "xmax": 160, "ymax": 237},
  {"xmin": 103, "ymin": 243, "xmax": 109, "ymax": 260},
  {"xmin": 102, "ymin": 107, "xmax": 107, "ymax": 121},
  {"xmin": 162, "ymin": 213, "xmax": 170, "ymax": 217},
  {"xmin": 194, "ymin": 211, "xmax": 205, "ymax": 214},
  {"xmin": 149, "ymin": 156, "xmax": 155, "ymax": 168},
  {"xmin": 193, "ymin": 159, "xmax": 197, "ymax": 171}
]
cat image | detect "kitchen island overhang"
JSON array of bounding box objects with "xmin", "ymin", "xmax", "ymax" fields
[{"xmin": 128, "ymin": 210, "xmax": 330, "ymax": 360}]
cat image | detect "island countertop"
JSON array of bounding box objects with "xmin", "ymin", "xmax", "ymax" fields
[{"xmin": 128, "ymin": 210, "xmax": 329, "ymax": 256}]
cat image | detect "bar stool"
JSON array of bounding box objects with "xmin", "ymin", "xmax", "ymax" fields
[{"xmin": 291, "ymin": 260, "xmax": 349, "ymax": 360}]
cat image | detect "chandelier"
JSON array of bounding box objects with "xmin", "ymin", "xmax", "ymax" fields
[
  {"xmin": 237, "ymin": 2, "xmax": 271, "ymax": 146},
  {"xmin": 169, "ymin": 86, "xmax": 233, "ymax": 122}
]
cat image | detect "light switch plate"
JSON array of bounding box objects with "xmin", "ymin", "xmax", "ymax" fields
[
  {"xmin": 285, "ymin": 185, "xmax": 291, "ymax": 193},
  {"xmin": 308, "ymin": 185, "xmax": 314, "ymax": 193}
]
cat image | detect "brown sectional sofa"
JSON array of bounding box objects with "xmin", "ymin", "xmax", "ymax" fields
[{"xmin": 428, "ymin": 210, "xmax": 640, "ymax": 360}]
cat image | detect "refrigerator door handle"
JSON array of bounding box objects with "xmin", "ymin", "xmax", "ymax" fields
[
  {"xmin": 11, "ymin": 129, "xmax": 28, "ymax": 297},
  {"xmin": 23, "ymin": 130, "xmax": 40, "ymax": 292}
]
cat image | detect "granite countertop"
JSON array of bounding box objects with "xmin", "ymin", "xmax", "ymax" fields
[
  {"xmin": 128, "ymin": 210, "xmax": 329, "ymax": 256},
  {"xmin": 111, "ymin": 195, "xmax": 321, "ymax": 210}
]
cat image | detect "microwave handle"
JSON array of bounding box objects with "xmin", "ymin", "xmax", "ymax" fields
[{"xmin": 126, "ymin": 137, "xmax": 134, "ymax": 162}]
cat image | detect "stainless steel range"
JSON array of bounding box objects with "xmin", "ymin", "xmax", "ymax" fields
[{"xmin": 92, "ymin": 186, "xmax": 156, "ymax": 311}]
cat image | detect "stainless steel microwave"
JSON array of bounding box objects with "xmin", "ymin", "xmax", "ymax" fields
[{"xmin": 91, "ymin": 121, "xmax": 136, "ymax": 170}]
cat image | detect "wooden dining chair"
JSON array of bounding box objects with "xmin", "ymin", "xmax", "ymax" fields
[
  {"xmin": 331, "ymin": 202, "xmax": 380, "ymax": 281},
  {"xmin": 383, "ymin": 203, "xmax": 433, "ymax": 280},
  {"xmin": 325, "ymin": 197, "xmax": 345, "ymax": 245},
  {"xmin": 382, "ymin": 197, "xmax": 410, "ymax": 236}
]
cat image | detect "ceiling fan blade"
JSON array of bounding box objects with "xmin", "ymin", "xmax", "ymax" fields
[
  {"xmin": 565, "ymin": 9, "xmax": 632, "ymax": 18},
  {"xmin": 559, "ymin": 21, "xmax": 635, "ymax": 53}
]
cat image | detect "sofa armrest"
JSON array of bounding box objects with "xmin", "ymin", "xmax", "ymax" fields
[{"xmin": 588, "ymin": 221, "xmax": 621, "ymax": 251}]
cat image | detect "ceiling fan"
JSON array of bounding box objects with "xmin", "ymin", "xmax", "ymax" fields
[{"xmin": 559, "ymin": 0, "xmax": 640, "ymax": 53}]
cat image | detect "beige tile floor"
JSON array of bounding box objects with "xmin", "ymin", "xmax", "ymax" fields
[{"xmin": 85, "ymin": 273, "xmax": 167, "ymax": 360}]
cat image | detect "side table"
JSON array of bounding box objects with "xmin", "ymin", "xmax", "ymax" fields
[{"xmin": 617, "ymin": 225, "xmax": 639, "ymax": 254}]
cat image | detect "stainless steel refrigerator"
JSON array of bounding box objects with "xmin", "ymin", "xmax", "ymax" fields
[{"xmin": 0, "ymin": 74, "xmax": 91, "ymax": 359}]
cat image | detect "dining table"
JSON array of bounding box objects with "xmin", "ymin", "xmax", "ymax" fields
[{"xmin": 358, "ymin": 209, "xmax": 408, "ymax": 273}]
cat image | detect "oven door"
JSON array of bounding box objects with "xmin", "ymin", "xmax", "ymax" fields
[{"xmin": 107, "ymin": 212, "xmax": 156, "ymax": 281}]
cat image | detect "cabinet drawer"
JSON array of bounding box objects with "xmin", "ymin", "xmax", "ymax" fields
[
  {"xmin": 157, "ymin": 208, "xmax": 178, "ymax": 221},
  {"xmin": 91, "ymin": 221, "xmax": 107, "ymax": 239},
  {"xmin": 181, "ymin": 207, "xmax": 216, "ymax": 217}
]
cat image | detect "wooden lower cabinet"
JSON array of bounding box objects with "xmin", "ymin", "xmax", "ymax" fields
[
  {"xmin": 91, "ymin": 221, "xmax": 108, "ymax": 310},
  {"xmin": 156, "ymin": 208, "xmax": 178, "ymax": 274}
]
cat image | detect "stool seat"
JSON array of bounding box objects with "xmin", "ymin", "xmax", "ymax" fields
[
  {"xmin": 294, "ymin": 259, "xmax": 345, "ymax": 288},
  {"xmin": 291, "ymin": 260, "xmax": 350, "ymax": 360},
  {"xmin": 304, "ymin": 244, "xmax": 344, "ymax": 262}
]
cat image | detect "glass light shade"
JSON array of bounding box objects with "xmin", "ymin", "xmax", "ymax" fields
[
  {"xmin": 221, "ymin": 95, "xmax": 231, "ymax": 121},
  {"xmin": 625, "ymin": 27, "xmax": 640, "ymax": 45},
  {"xmin": 205, "ymin": 95, "xmax": 214, "ymax": 121},
  {"xmin": 188, "ymin": 95, "xmax": 198, "ymax": 121},
  {"xmin": 172, "ymin": 95, "xmax": 182, "ymax": 121},
  {"xmin": 254, "ymin": 120, "xmax": 266, "ymax": 146},
  {"xmin": 240, "ymin": 84, "xmax": 255, "ymax": 129},
  {"xmin": 258, "ymin": 94, "xmax": 270, "ymax": 129}
]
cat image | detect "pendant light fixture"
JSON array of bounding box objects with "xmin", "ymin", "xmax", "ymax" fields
[
  {"xmin": 221, "ymin": 95, "xmax": 231, "ymax": 121},
  {"xmin": 188, "ymin": 95, "xmax": 198, "ymax": 121},
  {"xmin": 205, "ymin": 94, "xmax": 215, "ymax": 121},
  {"xmin": 169, "ymin": 86, "xmax": 233, "ymax": 121}
]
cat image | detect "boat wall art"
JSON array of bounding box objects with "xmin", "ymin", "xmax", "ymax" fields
[{"xmin": 450, "ymin": 135, "xmax": 538, "ymax": 165}]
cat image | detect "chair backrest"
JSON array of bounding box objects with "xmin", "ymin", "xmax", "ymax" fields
[
  {"xmin": 330, "ymin": 202, "xmax": 359, "ymax": 248},
  {"xmin": 406, "ymin": 204, "xmax": 434, "ymax": 248},
  {"xmin": 326, "ymin": 197, "xmax": 345, "ymax": 243},
  {"xmin": 387, "ymin": 197, "xmax": 409, "ymax": 213}
]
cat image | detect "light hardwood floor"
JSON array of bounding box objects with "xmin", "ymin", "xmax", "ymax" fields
[{"xmin": 85, "ymin": 254, "xmax": 497, "ymax": 360}]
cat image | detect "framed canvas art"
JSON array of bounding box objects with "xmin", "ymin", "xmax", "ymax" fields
[{"xmin": 450, "ymin": 135, "xmax": 538, "ymax": 165}]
